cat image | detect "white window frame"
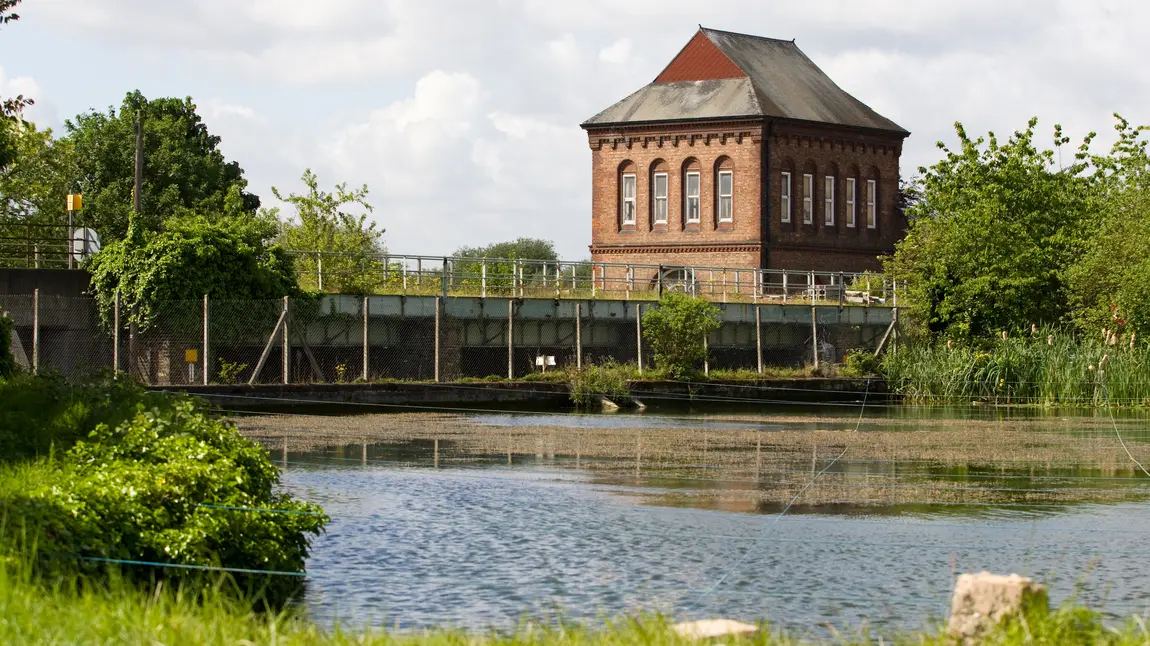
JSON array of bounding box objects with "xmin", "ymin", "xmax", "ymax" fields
[
  {"xmin": 802, "ymin": 173, "xmax": 813, "ymax": 224},
  {"xmin": 780, "ymin": 171, "xmax": 791, "ymax": 223},
  {"xmin": 685, "ymin": 171, "xmax": 701, "ymax": 223},
  {"xmin": 621, "ymin": 173, "xmax": 636, "ymax": 225},
  {"xmin": 824, "ymin": 175, "xmax": 835, "ymax": 226},
  {"xmin": 652, "ymin": 172, "xmax": 668, "ymax": 224},
  {"xmin": 846, "ymin": 178, "xmax": 856, "ymax": 228},
  {"xmin": 718, "ymin": 170, "xmax": 734, "ymax": 223},
  {"xmin": 866, "ymin": 179, "xmax": 877, "ymax": 229}
]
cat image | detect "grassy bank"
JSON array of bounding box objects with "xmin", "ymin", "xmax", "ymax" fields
[
  {"xmin": 0, "ymin": 566, "xmax": 1145, "ymax": 645},
  {"xmin": 884, "ymin": 331, "xmax": 1150, "ymax": 407}
]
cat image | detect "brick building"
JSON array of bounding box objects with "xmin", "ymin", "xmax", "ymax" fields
[{"xmin": 582, "ymin": 27, "xmax": 909, "ymax": 285}]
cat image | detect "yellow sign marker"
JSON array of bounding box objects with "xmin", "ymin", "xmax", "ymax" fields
[
  {"xmin": 185, "ymin": 349, "xmax": 198, "ymax": 363},
  {"xmin": 66, "ymin": 194, "xmax": 82, "ymax": 211}
]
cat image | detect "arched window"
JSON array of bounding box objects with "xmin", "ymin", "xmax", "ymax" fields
[
  {"xmin": 650, "ymin": 160, "xmax": 669, "ymax": 227},
  {"xmin": 824, "ymin": 162, "xmax": 839, "ymax": 227},
  {"xmin": 802, "ymin": 161, "xmax": 816, "ymax": 225},
  {"xmin": 845, "ymin": 165, "xmax": 860, "ymax": 228},
  {"xmin": 682, "ymin": 158, "xmax": 701, "ymax": 226},
  {"xmin": 715, "ymin": 157, "xmax": 734, "ymax": 224},
  {"xmin": 779, "ymin": 159, "xmax": 795, "ymax": 224},
  {"xmin": 866, "ymin": 167, "xmax": 880, "ymax": 230},
  {"xmin": 619, "ymin": 161, "xmax": 637, "ymax": 227}
]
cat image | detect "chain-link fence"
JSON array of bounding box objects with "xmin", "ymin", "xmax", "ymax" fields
[{"xmin": 0, "ymin": 293, "xmax": 895, "ymax": 384}]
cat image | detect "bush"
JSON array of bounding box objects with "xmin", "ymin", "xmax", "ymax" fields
[
  {"xmin": 568, "ymin": 360, "xmax": 635, "ymax": 407},
  {"xmin": 641, "ymin": 293, "xmax": 722, "ymax": 380},
  {"xmin": 841, "ymin": 350, "xmax": 880, "ymax": 378},
  {"xmin": 0, "ymin": 312, "xmax": 15, "ymax": 379},
  {"xmin": 0, "ymin": 377, "xmax": 327, "ymax": 602}
]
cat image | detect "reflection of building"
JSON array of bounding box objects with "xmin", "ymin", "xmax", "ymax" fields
[{"xmin": 582, "ymin": 27, "xmax": 909, "ymax": 282}]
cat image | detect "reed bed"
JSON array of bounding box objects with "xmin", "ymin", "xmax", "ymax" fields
[
  {"xmin": 235, "ymin": 412, "xmax": 1150, "ymax": 508},
  {"xmin": 885, "ymin": 329, "xmax": 1150, "ymax": 406}
]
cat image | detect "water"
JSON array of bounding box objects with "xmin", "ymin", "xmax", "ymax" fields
[{"xmin": 265, "ymin": 409, "xmax": 1150, "ymax": 634}]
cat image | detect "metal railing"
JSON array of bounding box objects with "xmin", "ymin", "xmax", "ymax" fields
[
  {"xmin": 284, "ymin": 250, "xmax": 898, "ymax": 306},
  {"xmin": 0, "ymin": 223, "xmax": 74, "ymax": 269}
]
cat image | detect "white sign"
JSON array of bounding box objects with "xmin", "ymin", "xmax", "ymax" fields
[{"xmin": 71, "ymin": 228, "xmax": 101, "ymax": 262}]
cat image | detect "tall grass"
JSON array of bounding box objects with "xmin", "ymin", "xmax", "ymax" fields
[{"xmin": 884, "ymin": 328, "xmax": 1150, "ymax": 406}]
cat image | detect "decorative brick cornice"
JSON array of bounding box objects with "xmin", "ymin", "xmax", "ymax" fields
[
  {"xmin": 769, "ymin": 243, "xmax": 896, "ymax": 256},
  {"xmin": 591, "ymin": 243, "xmax": 762, "ymax": 255}
]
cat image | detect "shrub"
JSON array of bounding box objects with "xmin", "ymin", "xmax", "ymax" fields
[
  {"xmin": 641, "ymin": 293, "xmax": 721, "ymax": 380},
  {"xmin": 0, "ymin": 377, "xmax": 327, "ymax": 602},
  {"xmin": 0, "ymin": 312, "xmax": 15, "ymax": 379},
  {"xmin": 568, "ymin": 360, "xmax": 635, "ymax": 407},
  {"xmin": 841, "ymin": 350, "xmax": 880, "ymax": 378}
]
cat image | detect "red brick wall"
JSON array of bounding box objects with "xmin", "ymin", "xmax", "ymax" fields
[
  {"xmin": 765, "ymin": 122, "xmax": 904, "ymax": 272},
  {"xmin": 586, "ymin": 121, "xmax": 764, "ymax": 271}
]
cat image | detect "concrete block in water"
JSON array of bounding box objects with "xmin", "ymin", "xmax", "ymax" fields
[
  {"xmin": 671, "ymin": 619, "xmax": 758, "ymax": 640},
  {"xmin": 947, "ymin": 572, "xmax": 1048, "ymax": 641}
]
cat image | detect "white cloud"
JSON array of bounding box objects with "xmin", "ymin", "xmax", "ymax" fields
[{"xmin": 599, "ymin": 38, "xmax": 633, "ymax": 65}]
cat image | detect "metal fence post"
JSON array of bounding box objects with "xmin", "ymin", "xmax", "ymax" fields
[
  {"xmin": 441, "ymin": 257, "xmax": 449, "ymax": 298},
  {"xmin": 317, "ymin": 252, "xmax": 324, "ymax": 292},
  {"xmin": 481, "ymin": 261, "xmax": 487, "ymax": 299},
  {"xmin": 808, "ymin": 270, "xmax": 816, "ymax": 304},
  {"xmin": 575, "ymin": 303, "xmax": 582, "ymax": 370},
  {"xmin": 636, "ymin": 303, "xmax": 643, "ymax": 376},
  {"xmin": 31, "ymin": 288, "xmax": 38, "ymax": 375},
  {"xmin": 657, "ymin": 265, "xmax": 664, "ymax": 298},
  {"xmin": 703, "ymin": 334, "xmax": 709, "ymax": 376},
  {"xmin": 507, "ymin": 299, "xmax": 514, "ymax": 380},
  {"xmin": 282, "ymin": 296, "xmax": 290, "ymax": 385},
  {"xmin": 202, "ymin": 294, "xmax": 210, "ymax": 385},
  {"xmin": 434, "ymin": 296, "xmax": 441, "ymax": 383},
  {"xmin": 113, "ymin": 289, "xmax": 120, "ymax": 379},
  {"xmin": 837, "ymin": 271, "xmax": 845, "ymax": 307},
  {"xmin": 362, "ymin": 296, "xmax": 370, "ymax": 381},
  {"xmin": 782, "ymin": 271, "xmax": 789, "ymax": 305},
  {"xmin": 811, "ymin": 305, "xmax": 819, "ymax": 370},
  {"xmin": 756, "ymin": 305, "xmax": 763, "ymax": 374}
]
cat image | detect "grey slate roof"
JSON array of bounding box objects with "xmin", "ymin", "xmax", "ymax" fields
[{"xmin": 582, "ymin": 28, "xmax": 908, "ymax": 135}]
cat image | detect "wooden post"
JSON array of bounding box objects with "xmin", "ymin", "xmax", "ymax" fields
[
  {"xmin": 202, "ymin": 294, "xmax": 210, "ymax": 385},
  {"xmin": 811, "ymin": 305, "xmax": 819, "ymax": 370},
  {"xmin": 756, "ymin": 305, "xmax": 763, "ymax": 374},
  {"xmin": 636, "ymin": 303, "xmax": 643, "ymax": 376},
  {"xmin": 575, "ymin": 303, "xmax": 582, "ymax": 370},
  {"xmin": 31, "ymin": 288, "xmax": 39, "ymax": 375},
  {"xmin": 113, "ymin": 289, "xmax": 120, "ymax": 378},
  {"xmin": 282, "ymin": 296, "xmax": 290, "ymax": 384},
  {"xmin": 434, "ymin": 296, "xmax": 441, "ymax": 382},
  {"xmin": 362, "ymin": 296, "xmax": 370, "ymax": 381},
  {"xmin": 507, "ymin": 299, "xmax": 514, "ymax": 379}
]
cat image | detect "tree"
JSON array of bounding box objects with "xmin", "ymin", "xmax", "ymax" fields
[
  {"xmin": 0, "ymin": 0, "xmax": 32, "ymax": 171},
  {"xmin": 64, "ymin": 91, "xmax": 259, "ymax": 241},
  {"xmin": 0, "ymin": 124, "xmax": 76, "ymax": 264},
  {"xmin": 454, "ymin": 238, "xmax": 558, "ymax": 263},
  {"xmin": 87, "ymin": 216, "xmax": 297, "ymax": 332},
  {"xmin": 885, "ymin": 118, "xmax": 1100, "ymax": 341},
  {"xmin": 273, "ymin": 169, "xmax": 384, "ymax": 294},
  {"xmin": 454, "ymin": 238, "xmax": 559, "ymax": 290},
  {"xmin": 641, "ymin": 292, "xmax": 721, "ymax": 379},
  {"xmin": 1067, "ymin": 116, "xmax": 1150, "ymax": 339}
]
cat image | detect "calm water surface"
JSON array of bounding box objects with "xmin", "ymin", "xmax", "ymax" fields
[{"xmin": 277, "ymin": 409, "xmax": 1150, "ymax": 633}]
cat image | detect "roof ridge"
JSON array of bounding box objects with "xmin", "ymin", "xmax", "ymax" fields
[{"xmin": 700, "ymin": 26, "xmax": 796, "ymax": 46}]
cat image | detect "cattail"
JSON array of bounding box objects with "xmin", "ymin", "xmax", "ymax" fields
[
  {"xmin": 1031, "ymin": 324, "xmax": 1038, "ymax": 335},
  {"xmin": 947, "ymin": 339, "xmax": 954, "ymax": 350},
  {"xmin": 1048, "ymin": 335, "xmax": 1055, "ymax": 346},
  {"xmin": 1100, "ymin": 354, "xmax": 1109, "ymax": 371},
  {"xmin": 1001, "ymin": 330, "xmax": 1008, "ymax": 341},
  {"xmin": 1132, "ymin": 332, "xmax": 1137, "ymax": 349}
]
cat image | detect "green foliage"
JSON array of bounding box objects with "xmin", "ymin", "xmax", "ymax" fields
[
  {"xmin": 642, "ymin": 293, "xmax": 722, "ymax": 380},
  {"xmin": 0, "ymin": 311, "xmax": 14, "ymax": 379},
  {"xmin": 841, "ymin": 350, "xmax": 880, "ymax": 378},
  {"xmin": 886, "ymin": 117, "xmax": 1101, "ymax": 341},
  {"xmin": 882, "ymin": 327, "xmax": 1150, "ymax": 406},
  {"xmin": 274, "ymin": 169, "xmax": 384, "ymax": 294},
  {"xmin": 0, "ymin": 377, "xmax": 327, "ymax": 600},
  {"xmin": 568, "ymin": 359, "xmax": 635, "ymax": 407},
  {"xmin": 0, "ymin": 122, "xmax": 74, "ymax": 225},
  {"xmin": 454, "ymin": 237, "xmax": 558, "ymax": 263},
  {"xmin": 454, "ymin": 238, "xmax": 559, "ymax": 291},
  {"xmin": 0, "ymin": 1, "xmax": 30, "ymax": 172},
  {"xmin": 216, "ymin": 359, "xmax": 248, "ymax": 385},
  {"xmin": 1066, "ymin": 117, "xmax": 1150, "ymax": 339},
  {"xmin": 64, "ymin": 90, "xmax": 259, "ymax": 241},
  {"xmin": 87, "ymin": 217, "xmax": 297, "ymax": 331},
  {"xmin": 0, "ymin": 374, "xmax": 179, "ymax": 460}
]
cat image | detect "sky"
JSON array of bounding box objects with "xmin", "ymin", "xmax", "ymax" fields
[{"xmin": 1, "ymin": 0, "xmax": 1146, "ymax": 259}]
